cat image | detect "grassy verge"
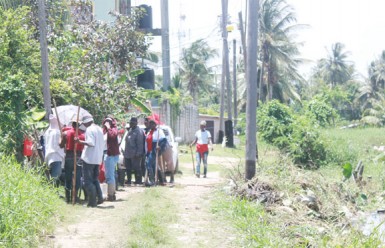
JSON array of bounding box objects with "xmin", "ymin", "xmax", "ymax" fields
[
  {"xmin": 209, "ymin": 127, "xmax": 385, "ymax": 246},
  {"xmin": 125, "ymin": 187, "xmax": 179, "ymax": 248},
  {"xmin": 0, "ymin": 156, "xmax": 62, "ymax": 248}
]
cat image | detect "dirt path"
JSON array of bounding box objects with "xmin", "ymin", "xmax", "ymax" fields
[{"xmin": 43, "ymin": 156, "xmax": 236, "ymax": 248}]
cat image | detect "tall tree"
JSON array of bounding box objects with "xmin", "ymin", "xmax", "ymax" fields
[
  {"xmin": 317, "ymin": 42, "xmax": 353, "ymax": 88},
  {"xmin": 259, "ymin": 0, "xmax": 303, "ymax": 102},
  {"xmin": 177, "ymin": 39, "xmax": 218, "ymax": 105}
]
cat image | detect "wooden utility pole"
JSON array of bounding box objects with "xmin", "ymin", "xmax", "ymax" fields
[
  {"xmin": 233, "ymin": 39, "xmax": 238, "ymax": 129},
  {"xmin": 245, "ymin": 0, "xmax": 259, "ymax": 180},
  {"xmin": 37, "ymin": 0, "xmax": 51, "ymax": 119}
]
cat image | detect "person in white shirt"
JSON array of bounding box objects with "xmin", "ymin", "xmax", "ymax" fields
[
  {"xmin": 44, "ymin": 114, "xmax": 65, "ymax": 187},
  {"xmin": 190, "ymin": 121, "xmax": 213, "ymax": 178},
  {"xmin": 77, "ymin": 116, "xmax": 104, "ymax": 207}
]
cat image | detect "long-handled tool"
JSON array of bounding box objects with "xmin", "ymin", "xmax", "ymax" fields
[
  {"xmin": 72, "ymin": 105, "xmax": 80, "ymax": 205},
  {"xmin": 190, "ymin": 145, "xmax": 195, "ymax": 175}
]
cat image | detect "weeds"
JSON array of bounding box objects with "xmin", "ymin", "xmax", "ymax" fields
[
  {"xmin": 126, "ymin": 188, "xmax": 178, "ymax": 248},
  {"xmin": 0, "ymin": 156, "xmax": 61, "ymax": 248}
]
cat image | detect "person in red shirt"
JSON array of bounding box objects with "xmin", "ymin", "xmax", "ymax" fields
[
  {"xmin": 60, "ymin": 120, "xmax": 85, "ymax": 203},
  {"xmin": 102, "ymin": 116, "xmax": 120, "ymax": 201}
]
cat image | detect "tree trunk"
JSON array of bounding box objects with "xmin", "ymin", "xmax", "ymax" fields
[{"xmin": 245, "ymin": 0, "xmax": 259, "ymax": 180}]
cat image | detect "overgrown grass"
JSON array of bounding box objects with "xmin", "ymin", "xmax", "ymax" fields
[
  {"xmin": 210, "ymin": 127, "xmax": 385, "ymax": 247},
  {"xmin": 0, "ymin": 156, "xmax": 62, "ymax": 248},
  {"xmin": 126, "ymin": 187, "xmax": 178, "ymax": 248}
]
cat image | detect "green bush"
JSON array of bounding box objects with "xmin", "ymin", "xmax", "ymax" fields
[
  {"xmin": 304, "ymin": 98, "xmax": 337, "ymax": 127},
  {"xmin": 257, "ymin": 100, "xmax": 293, "ymax": 148},
  {"xmin": 288, "ymin": 116, "xmax": 326, "ymax": 168},
  {"xmin": 258, "ymin": 101, "xmax": 327, "ymax": 169},
  {"xmin": 0, "ymin": 156, "xmax": 61, "ymax": 247}
]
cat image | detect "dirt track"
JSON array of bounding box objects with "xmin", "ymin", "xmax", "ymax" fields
[{"xmin": 43, "ymin": 156, "xmax": 236, "ymax": 248}]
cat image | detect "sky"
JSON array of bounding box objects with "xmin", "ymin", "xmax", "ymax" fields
[{"xmin": 130, "ymin": 0, "xmax": 385, "ymax": 79}]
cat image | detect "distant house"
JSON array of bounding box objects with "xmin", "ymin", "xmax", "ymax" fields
[
  {"xmin": 198, "ymin": 114, "xmax": 221, "ymax": 143},
  {"xmin": 92, "ymin": 0, "xmax": 131, "ymax": 22}
]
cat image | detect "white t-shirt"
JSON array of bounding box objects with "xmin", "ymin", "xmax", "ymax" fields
[
  {"xmin": 44, "ymin": 129, "xmax": 65, "ymax": 165},
  {"xmin": 195, "ymin": 129, "xmax": 211, "ymax": 144},
  {"xmin": 81, "ymin": 124, "xmax": 105, "ymax": 165}
]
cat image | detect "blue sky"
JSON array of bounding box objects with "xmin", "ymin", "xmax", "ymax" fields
[{"xmin": 130, "ymin": 0, "xmax": 385, "ymax": 79}]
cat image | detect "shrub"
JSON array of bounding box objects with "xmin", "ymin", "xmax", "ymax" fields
[
  {"xmin": 258, "ymin": 101, "xmax": 327, "ymax": 169},
  {"xmin": 257, "ymin": 100, "xmax": 293, "ymax": 148},
  {"xmin": 0, "ymin": 156, "xmax": 61, "ymax": 247},
  {"xmin": 304, "ymin": 98, "xmax": 337, "ymax": 127},
  {"xmin": 288, "ymin": 116, "xmax": 326, "ymax": 168}
]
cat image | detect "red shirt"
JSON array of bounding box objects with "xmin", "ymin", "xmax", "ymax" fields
[
  {"xmin": 64, "ymin": 128, "xmax": 85, "ymax": 151},
  {"xmin": 146, "ymin": 129, "xmax": 154, "ymax": 153}
]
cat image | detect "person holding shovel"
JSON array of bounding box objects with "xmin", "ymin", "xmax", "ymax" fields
[
  {"xmin": 76, "ymin": 116, "xmax": 104, "ymax": 208},
  {"xmin": 145, "ymin": 119, "xmax": 165, "ymax": 186},
  {"xmin": 190, "ymin": 121, "xmax": 213, "ymax": 178},
  {"xmin": 60, "ymin": 118, "xmax": 85, "ymax": 203}
]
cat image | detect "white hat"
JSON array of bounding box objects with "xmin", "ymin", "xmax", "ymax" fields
[
  {"xmin": 82, "ymin": 116, "xmax": 94, "ymax": 124},
  {"xmin": 200, "ymin": 121, "xmax": 206, "ymax": 126}
]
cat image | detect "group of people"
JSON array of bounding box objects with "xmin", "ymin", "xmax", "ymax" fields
[{"xmin": 43, "ymin": 113, "xmax": 184, "ymax": 208}]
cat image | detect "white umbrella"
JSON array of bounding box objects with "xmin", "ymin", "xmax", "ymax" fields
[{"xmin": 53, "ymin": 105, "xmax": 92, "ymax": 127}]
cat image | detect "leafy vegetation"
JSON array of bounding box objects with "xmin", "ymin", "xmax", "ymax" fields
[
  {"xmin": 0, "ymin": 156, "xmax": 61, "ymax": 247},
  {"xmin": 213, "ymin": 128, "xmax": 385, "ymax": 247}
]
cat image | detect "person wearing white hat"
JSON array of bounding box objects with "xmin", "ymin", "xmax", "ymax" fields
[
  {"xmin": 190, "ymin": 120, "xmax": 213, "ymax": 178},
  {"xmin": 44, "ymin": 114, "xmax": 65, "ymax": 187},
  {"xmin": 76, "ymin": 116, "xmax": 104, "ymax": 207}
]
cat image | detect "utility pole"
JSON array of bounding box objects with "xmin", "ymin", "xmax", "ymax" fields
[
  {"xmin": 219, "ymin": 0, "xmax": 228, "ymax": 144},
  {"xmin": 37, "ymin": 0, "xmax": 51, "ymax": 119},
  {"xmin": 245, "ymin": 0, "xmax": 259, "ymax": 180},
  {"xmin": 233, "ymin": 39, "xmax": 238, "ymax": 129},
  {"xmin": 238, "ymin": 11, "xmax": 247, "ymax": 72},
  {"xmin": 161, "ymin": 0, "xmax": 171, "ymax": 125}
]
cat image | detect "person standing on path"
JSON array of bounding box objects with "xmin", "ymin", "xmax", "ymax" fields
[
  {"xmin": 77, "ymin": 116, "xmax": 104, "ymax": 208},
  {"xmin": 145, "ymin": 119, "xmax": 165, "ymax": 186},
  {"xmin": 190, "ymin": 121, "xmax": 213, "ymax": 178},
  {"xmin": 123, "ymin": 117, "xmax": 145, "ymax": 185},
  {"xmin": 102, "ymin": 116, "xmax": 120, "ymax": 201},
  {"xmin": 60, "ymin": 119, "xmax": 85, "ymax": 203},
  {"xmin": 44, "ymin": 114, "xmax": 65, "ymax": 187}
]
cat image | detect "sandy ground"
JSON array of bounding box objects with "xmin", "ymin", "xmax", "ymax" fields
[{"xmin": 42, "ymin": 156, "xmax": 237, "ymax": 248}]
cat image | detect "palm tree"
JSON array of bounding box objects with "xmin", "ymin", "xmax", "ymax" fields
[
  {"xmin": 177, "ymin": 39, "xmax": 218, "ymax": 104},
  {"xmin": 259, "ymin": 0, "xmax": 304, "ymax": 102},
  {"xmin": 368, "ymin": 50, "xmax": 385, "ymax": 90},
  {"xmin": 317, "ymin": 42, "xmax": 353, "ymax": 88},
  {"xmin": 355, "ymin": 52, "xmax": 385, "ymax": 125}
]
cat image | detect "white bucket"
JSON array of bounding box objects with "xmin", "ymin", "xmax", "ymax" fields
[{"xmin": 100, "ymin": 183, "xmax": 107, "ymax": 199}]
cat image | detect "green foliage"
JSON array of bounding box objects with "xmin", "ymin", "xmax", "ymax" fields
[
  {"xmin": 288, "ymin": 116, "xmax": 326, "ymax": 168},
  {"xmin": 176, "ymin": 39, "xmax": 218, "ymax": 104},
  {"xmin": 0, "ymin": 156, "xmax": 61, "ymax": 247},
  {"xmin": 0, "ymin": 7, "xmax": 42, "ymax": 158},
  {"xmin": 342, "ymin": 163, "xmax": 353, "ymax": 180},
  {"xmin": 49, "ymin": 10, "xmax": 151, "ymax": 122},
  {"xmin": 198, "ymin": 107, "xmax": 219, "ymax": 116},
  {"xmin": 258, "ymin": 101, "xmax": 328, "ymax": 168},
  {"xmin": 257, "ymin": 100, "xmax": 293, "ymax": 148},
  {"xmin": 304, "ymin": 97, "xmax": 337, "ymax": 127}
]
